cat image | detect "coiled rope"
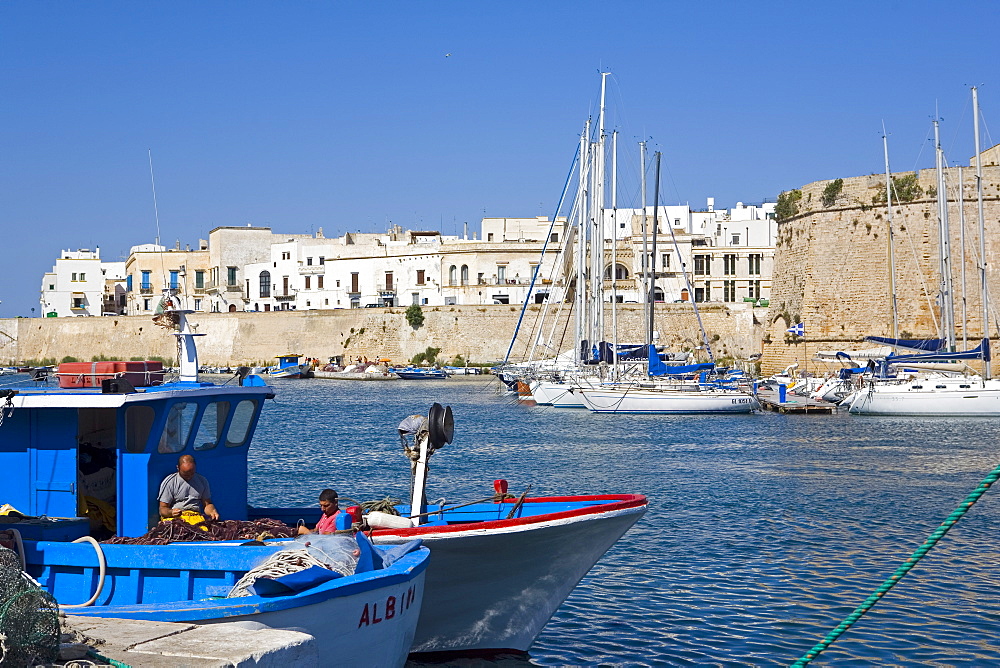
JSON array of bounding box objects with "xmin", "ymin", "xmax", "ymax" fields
[{"xmin": 791, "ymin": 460, "xmax": 1000, "ymax": 666}]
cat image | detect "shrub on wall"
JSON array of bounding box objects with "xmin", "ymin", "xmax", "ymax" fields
[
  {"xmin": 821, "ymin": 179, "xmax": 844, "ymax": 207},
  {"xmin": 405, "ymin": 304, "xmax": 424, "ymax": 328},
  {"xmin": 775, "ymin": 189, "xmax": 802, "ymax": 221}
]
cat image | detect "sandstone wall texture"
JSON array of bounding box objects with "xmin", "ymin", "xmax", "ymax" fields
[
  {"xmin": 0, "ymin": 303, "xmax": 765, "ymax": 367},
  {"xmin": 762, "ymin": 165, "xmax": 1000, "ymax": 375}
]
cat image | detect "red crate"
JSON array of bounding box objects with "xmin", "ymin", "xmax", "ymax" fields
[{"xmin": 57, "ymin": 361, "xmax": 165, "ymax": 388}]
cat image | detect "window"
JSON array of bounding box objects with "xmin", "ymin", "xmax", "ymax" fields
[
  {"xmin": 227, "ymin": 266, "xmax": 237, "ymax": 286},
  {"xmin": 193, "ymin": 401, "xmax": 230, "ymax": 451},
  {"xmin": 731, "ymin": 234, "xmax": 741, "ymax": 245},
  {"xmin": 169, "ymin": 270, "xmax": 179, "ymax": 290},
  {"xmin": 282, "ymin": 276, "xmax": 289, "ymax": 296},
  {"xmin": 550, "ymin": 232, "xmax": 559, "ymax": 243},
  {"xmin": 449, "ymin": 265, "xmax": 457, "ymax": 286},
  {"xmin": 497, "ymin": 265, "xmax": 507, "ymax": 283},
  {"xmin": 460, "ymin": 265, "xmax": 468, "ymax": 285},
  {"xmin": 385, "ymin": 272, "xmax": 393, "ymax": 290},
  {"xmin": 195, "ymin": 270, "xmax": 205, "ymax": 289},
  {"xmin": 194, "ymin": 298, "xmax": 202, "ymax": 311},
  {"xmin": 748, "ymin": 254, "xmax": 762, "ymax": 276},
  {"xmin": 72, "ymin": 296, "xmax": 85, "ymax": 309},
  {"xmin": 351, "ymin": 273, "xmax": 359, "ymax": 292},
  {"xmin": 143, "ymin": 298, "xmax": 150, "ymax": 311},
  {"xmin": 281, "ymin": 252, "xmax": 290, "ymax": 260},
  {"xmin": 126, "ymin": 275, "xmax": 132, "ymax": 292},
  {"xmin": 487, "ymin": 233, "xmax": 494, "ymax": 241},
  {"xmin": 412, "ymin": 292, "xmax": 420, "ymax": 305},
  {"xmin": 125, "ymin": 406, "xmax": 155, "ymax": 453},
  {"xmin": 305, "ymin": 276, "xmax": 311, "ymax": 289},
  {"xmin": 492, "ymin": 294, "xmax": 509, "ymax": 304},
  {"xmin": 158, "ymin": 402, "xmax": 198, "ymax": 453},
  {"xmin": 225, "ymin": 400, "xmax": 258, "ymax": 447},
  {"xmin": 417, "ymin": 270, "xmax": 425, "ymax": 285},
  {"xmin": 478, "ymin": 272, "xmax": 485, "ymax": 285},
  {"xmin": 317, "ymin": 275, "xmax": 324, "ymax": 289},
  {"xmin": 749, "ymin": 280, "xmax": 761, "ymax": 300},
  {"xmin": 661, "ymin": 253, "xmax": 670, "ymax": 269},
  {"xmin": 694, "ymin": 286, "xmax": 710, "ymax": 303},
  {"xmin": 694, "ymin": 255, "xmax": 711, "ymax": 276},
  {"xmin": 71, "ymin": 272, "xmax": 77, "ymax": 281},
  {"xmin": 723, "ymin": 254, "xmax": 737, "ymax": 276},
  {"xmin": 319, "ymin": 256, "xmax": 325, "ymax": 265},
  {"xmin": 306, "ymin": 257, "xmax": 313, "ymax": 266},
  {"xmin": 141, "ymin": 270, "xmax": 151, "ymax": 291},
  {"xmin": 49, "ymin": 284, "xmax": 55, "ymax": 290},
  {"xmin": 723, "ymin": 280, "xmax": 737, "ymax": 302},
  {"xmin": 260, "ymin": 271, "xmax": 271, "ymax": 298},
  {"xmin": 79, "ymin": 272, "xmax": 86, "ymax": 281},
  {"xmin": 674, "ymin": 218, "xmax": 681, "ymax": 227}
]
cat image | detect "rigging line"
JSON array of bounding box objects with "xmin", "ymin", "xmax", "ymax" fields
[
  {"xmin": 911, "ymin": 124, "xmax": 935, "ymax": 173},
  {"xmin": 945, "ymin": 95, "xmax": 971, "ymax": 157},
  {"xmin": 504, "ymin": 147, "xmax": 579, "ymax": 365},
  {"xmin": 148, "ymin": 149, "xmax": 170, "ymax": 295},
  {"xmin": 899, "ymin": 219, "xmax": 943, "ymax": 340}
]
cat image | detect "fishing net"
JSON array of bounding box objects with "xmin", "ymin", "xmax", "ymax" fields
[
  {"xmin": 104, "ymin": 517, "xmax": 297, "ymax": 545},
  {"xmin": 227, "ymin": 535, "xmax": 360, "ymax": 598},
  {"xmin": 0, "ymin": 546, "xmax": 60, "ymax": 667}
]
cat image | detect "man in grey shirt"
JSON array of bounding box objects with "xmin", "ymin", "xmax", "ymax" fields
[{"xmin": 158, "ymin": 454, "xmax": 220, "ymax": 520}]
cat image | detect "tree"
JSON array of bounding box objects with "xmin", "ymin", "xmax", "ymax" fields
[{"xmin": 405, "ymin": 304, "xmax": 424, "ymax": 328}]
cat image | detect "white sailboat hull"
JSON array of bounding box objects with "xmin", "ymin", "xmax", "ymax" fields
[
  {"xmin": 579, "ymin": 386, "xmax": 760, "ymax": 413},
  {"xmin": 531, "ymin": 379, "xmax": 588, "ymax": 407},
  {"xmin": 848, "ymin": 378, "xmax": 1000, "ymax": 415},
  {"xmin": 371, "ymin": 500, "xmax": 647, "ymax": 654}
]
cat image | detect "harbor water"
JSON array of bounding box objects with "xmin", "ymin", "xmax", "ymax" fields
[{"xmin": 251, "ymin": 376, "xmax": 1000, "ymax": 666}]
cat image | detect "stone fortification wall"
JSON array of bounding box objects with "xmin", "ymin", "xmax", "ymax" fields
[
  {"xmin": 0, "ymin": 303, "xmax": 765, "ymax": 367},
  {"xmin": 762, "ymin": 165, "xmax": 1000, "ymax": 375}
]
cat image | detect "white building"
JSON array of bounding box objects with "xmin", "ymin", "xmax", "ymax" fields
[{"xmin": 39, "ymin": 248, "xmax": 126, "ymax": 318}]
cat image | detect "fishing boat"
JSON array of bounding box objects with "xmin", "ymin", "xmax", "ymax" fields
[
  {"xmin": 253, "ymin": 402, "xmax": 648, "ymax": 656},
  {"xmin": 266, "ymin": 354, "xmax": 311, "ymax": 379},
  {"xmin": 0, "ymin": 303, "xmax": 428, "ymax": 666}
]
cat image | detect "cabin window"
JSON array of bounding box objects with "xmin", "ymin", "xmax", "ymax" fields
[
  {"xmin": 125, "ymin": 406, "xmax": 155, "ymax": 453},
  {"xmin": 158, "ymin": 402, "xmax": 198, "ymax": 453},
  {"xmin": 193, "ymin": 401, "xmax": 230, "ymax": 451},
  {"xmin": 226, "ymin": 400, "xmax": 258, "ymax": 447}
]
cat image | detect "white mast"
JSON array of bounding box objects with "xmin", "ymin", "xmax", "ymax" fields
[
  {"xmin": 958, "ymin": 163, "xmax": 968, "ymax": 348},
  {"xmin": 639, "ymin": 141, "xmax": 649, "ymax": 339},
  {"xmin": 933, "ymin": 118, "xmax": 956, "ymax": 351},
  {"xmin": 575, "ymin": 121, "xmax": 589, "ymax": 363},
  {"xmin": 611, "ymin": 129, "xmax": 619, "ymax": 377},
  {"xmin": 882, "ymin": 127, "xmax": 899, "ymax": 339},
  {"xmin": 973, "ymin": 86, "xmax": 991, "ymax": 378}
]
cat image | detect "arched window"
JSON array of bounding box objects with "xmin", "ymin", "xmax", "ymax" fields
[
  {"xmin": 460, "ymin": 265, "xmax": 469, "ymax": 286},
  {"xmin": 260, "ymin": 271, "xmax": 271, "ymax": 298},
  {"xmin": 604, "ymin": 264, "xmax": 629, "ymax": 280},
  {"xmin": 228, "ymin": 304, "xmax": 237, "ymax": 312},
  {"xmin": 652, "ymin": 288, "xmax": 665, "ymax": 303},
  {"xmin": 449, "ymin": 265, "xmax": 457, "ymax": 286}
]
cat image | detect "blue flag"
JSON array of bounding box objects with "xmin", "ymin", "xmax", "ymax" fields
[{"xmin": 787, "ymin": 323, "xmax": 804, "ymax": 337}]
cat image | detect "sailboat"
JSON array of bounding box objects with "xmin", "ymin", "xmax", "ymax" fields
[
  {"xmin": 578, "ymin": 152, "xmax": 760, "ymax": 414},
  {"xmin": 848, "ymin": 89, "xmax": 1000, "ymax": 416}
]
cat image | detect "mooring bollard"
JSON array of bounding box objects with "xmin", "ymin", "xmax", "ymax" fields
[{"xmin": 778, "ymin": 384, "xmax": 787, "ymax": 403}]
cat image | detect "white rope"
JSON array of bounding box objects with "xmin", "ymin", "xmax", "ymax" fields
[{"xmin": 227, "ymin": 546, "xmax": 354, "ymax": 598}]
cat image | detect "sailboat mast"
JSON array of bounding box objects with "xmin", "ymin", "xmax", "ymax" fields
[
  {"xmin": 882, "ymin": 129, "xmax": 899, "ymax": 339},
  {"xmin": 640, "ymin": 142, "xmax": 649, "ymax": 340},
  {"xmin": 611, "ymin": 129, "xmax": 619, "ymax": 376},
  {"xmin": 959, "ymin": 164, "xmax": 968, "ymax": 348},
  {"xmin": 575, "ymin": 121, "xmax": 589, "ymax": 363},
  {"xmin": 973, "ymin": 86, "xmax": 991, "ymax": 378},
  {"xmin": 593, "ymin": 73, "xmax": 609, "ymax": 357},
  {"xmin": 648, "ymin": 152, "xmax": 660, "ymax": 349},
  {"xmin": 933, "ymin": 119, "xmax": 956, "ymax": 351}
]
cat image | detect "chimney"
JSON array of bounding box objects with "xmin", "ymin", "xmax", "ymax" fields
[{"xmin": 707, "ymin": 197, "xmax": 715, "ymax": 212}]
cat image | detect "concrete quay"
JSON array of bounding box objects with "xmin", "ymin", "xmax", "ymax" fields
[{"xmin": 63, "ymin": 615, "xmax": 318, "ymax": 667}]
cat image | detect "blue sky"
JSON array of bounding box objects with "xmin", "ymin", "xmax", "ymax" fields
[{"xmin": 2, "ymin": 1, "xmax": 998, "ymax": 317}]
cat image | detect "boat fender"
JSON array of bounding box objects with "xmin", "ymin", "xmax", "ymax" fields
[{"xmin": 366, "ymin": 511, "xmax": 415, "ymax": 529}]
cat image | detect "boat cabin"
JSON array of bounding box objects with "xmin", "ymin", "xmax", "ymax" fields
[{"xmin": 0, "ymin": 377, "xmax": 273, "ymax": 539}]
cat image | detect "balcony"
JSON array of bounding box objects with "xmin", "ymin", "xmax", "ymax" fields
[
  {"xmin": 139, "ymin": 285, "xmax": 153, "ymax": 295},
  {"xmin": 224, "ymin": 284, "xmax": 244, "ymax": 295},
  {"xmin": 299, "ymin": 265, "xmax": 325, "ymax": 275},
  {"xmin": 377, "ymin": 284, "xmax": 396, "ymax": 295},
  {"xmin": 274, "ymin": 294, "xmax": 295, "ymax": 301}
]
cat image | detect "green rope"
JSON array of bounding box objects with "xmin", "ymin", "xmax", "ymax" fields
[
  {"xmin": 87, "ymin": 647, "xmax": 134, "ymax": 668},
  {"xmin": 791, "ymin": 462, "xmax": 1000, "ymax": 666}
]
